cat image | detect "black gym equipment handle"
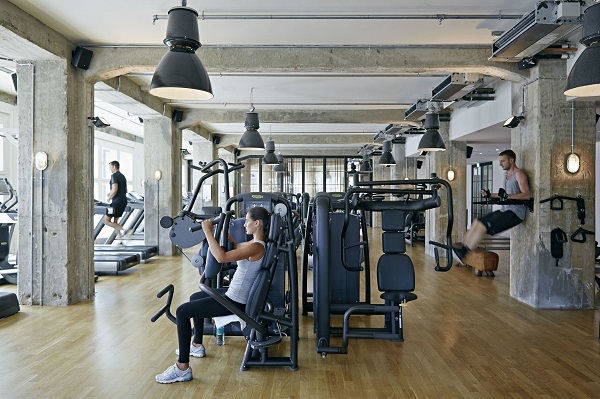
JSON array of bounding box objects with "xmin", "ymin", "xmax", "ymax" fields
[
  {"xmin": 472, "ymin": 197, "xmax": 534, "ymax": 213},
  {"xmin": 151, "ymin": 284, "xmax": 176, "ymax": 324},
  {"xmin": 539, "ymin": 195, "xmax": 585, "ymax": 225}
]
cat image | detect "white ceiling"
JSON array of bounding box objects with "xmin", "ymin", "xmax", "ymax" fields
[{"xmin": 3, "ymin": 0, "xmax": 555, "ymax": 162}]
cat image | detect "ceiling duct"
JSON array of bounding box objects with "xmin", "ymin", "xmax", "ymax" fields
[
  {"xmin": 358, "ymin": 144, "xmax": 383, "ymax": 156},
  {"xmin": 404, "ymin": 100, "xmax": 429, "ymax": 121},
  {"xmin": 374, "ymin": 124, "xmax": 405, "ymax": 142},
  {"xmin": 431, "ymin": 73, "xmax": 483, "ymax": 101},
  {"xmin": 490, "ymin": 1, "xmax": 583, "ymax": 62}
]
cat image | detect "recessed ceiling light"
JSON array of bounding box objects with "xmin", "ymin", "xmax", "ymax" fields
[
  {"xmin": 479, "ymin": 152, "xmax": 483, "ymax": 155},
  {"xmin": 495, "ymin": 148, "xmax": 499, "ymax": 151}
]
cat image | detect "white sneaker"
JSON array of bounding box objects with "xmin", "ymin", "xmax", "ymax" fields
[
  {"xmin": 176, "ymin": 343, "xmax": 205, "ymax": 358},
  {"xmin": 155, "ymin": 364, "xmax": 192, "ymax": 384}
]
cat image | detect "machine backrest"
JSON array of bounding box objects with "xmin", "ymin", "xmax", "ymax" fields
[
  {"xmin": 378, "ymin": 208, "xmax": 415, "ymax": 292},
  {"xmin": 377, "ymin": 254, "xmax": 415, "ymax": 293},
  {"xmin": 245, "ymin": 213, "xmax": 285, "ymax": 319}
]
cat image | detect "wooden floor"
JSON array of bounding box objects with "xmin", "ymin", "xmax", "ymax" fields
[{"xmin": 1, "ymin": 231, "xmax": 600, "ymax": 399}]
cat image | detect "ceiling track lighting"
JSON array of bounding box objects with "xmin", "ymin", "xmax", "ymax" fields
[
  {"xmin": 566, "ymin": 100, "xmax": 580, "ymax": 174},
  {"xmin": 378, "ymin": 140, "xmax": 396, "ymax": 166},
  {"xmin": 417, "ymin": 112, "xmax": 446, "ymax": 152},
  {"xmin": 149, "ymin": 2, "xmax": 213, "ymax": 100},
  {"xmin": 564, "ymin": 3, "xmax": 600, "ymax": 98},
  {"xmin": 503, "ymin": 115, "xmax": 524, "ymax": 128},
  {"xmin": 88, "ymin": 116, "xmax": 110, "ymax": 128}
]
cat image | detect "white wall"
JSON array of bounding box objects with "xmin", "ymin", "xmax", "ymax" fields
[{"xmin": 450, "ymin": 79, "xmax": 513, "ymax": 140}]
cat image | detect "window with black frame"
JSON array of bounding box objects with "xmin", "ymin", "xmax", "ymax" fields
[{"xmin": 471, "ymin": 162, "xmax": 493, "ymax": 221}]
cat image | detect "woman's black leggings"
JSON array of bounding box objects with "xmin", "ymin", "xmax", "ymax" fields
[{"xmin": 175, "ymin": 288, "xmax": 245, "ymax": 363}]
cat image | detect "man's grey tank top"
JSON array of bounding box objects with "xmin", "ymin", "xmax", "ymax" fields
[
  {"xmin": 501, "ymin": 171, "xmax": 526, "ymax": 220},
  {"xmin": 225, "ymin": 240, "xmax": 266, "ymax": 304}
]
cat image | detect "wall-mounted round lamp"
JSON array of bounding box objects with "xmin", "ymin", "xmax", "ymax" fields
[
  {"xmin": 447, "ymin": 169, "xmax": 455, "ymax": 181},
  {"xmin": 34, "ymin": 151, "xmax": 48, "ymax": 171},
  {"xmin": 566, "ymin": 153, "xmax": 580, "ymax": 174},
  {"xmin": 154, "ymin": 170, "xmax": 162, "ymax": 181}
]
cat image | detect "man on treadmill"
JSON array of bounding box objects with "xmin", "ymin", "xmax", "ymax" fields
[{"xmin": 105, "ymin": 161, "xmax": 130, "ymax": 239}]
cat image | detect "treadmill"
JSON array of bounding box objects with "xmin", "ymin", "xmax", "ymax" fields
[{"xmin": 93, "ymin": 200, "xmax": 141, "ymax": 274}]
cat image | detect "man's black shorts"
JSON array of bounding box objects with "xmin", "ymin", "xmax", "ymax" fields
[
  {"xmin": 110, "ymin": 201, "xmax": 127, "ymax": 218},
  {"xmin": 478, "ymin": 210, "xmax": 523, "ymax": 236}
]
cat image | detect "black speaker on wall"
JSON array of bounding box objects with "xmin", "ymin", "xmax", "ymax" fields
[
  {"xmin": 10, "ymin": 73, "xmax": 17, "ymax": 91},
  {"xmin": 466, "ymin": 145, "xmax": 473, "ymax": 159},
  {"xmin": 416, "ymin": 160, "xmax": 423, "ymax": 169},
  {"xmin": 71, "ymin": 46, "xmax": 93, "ymax": 70},
  {"xmin": 172, "ymin": 109, "xmax": 184, "ymax": 122},
  {"xmin": 212, "ymin": 135, "xmax": 221, "ymax": 145}
]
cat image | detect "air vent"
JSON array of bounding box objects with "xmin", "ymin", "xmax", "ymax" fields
[{"xmin": 491, "ymin": 1, "xmax": 583, "ymax": 62}]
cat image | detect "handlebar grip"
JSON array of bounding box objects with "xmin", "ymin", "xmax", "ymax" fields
[
  {"xmin": 190, "ymin": 224, "xmax": 203, "ymax": 233},
  {"xmin": 157, "ymin": 284, "xmax": 174, "ymax": 298}
]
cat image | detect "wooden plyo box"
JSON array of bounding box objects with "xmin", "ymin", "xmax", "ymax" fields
[{"xmin": 465, "ymin": 250, "xmax": 499, "ymax": 277}]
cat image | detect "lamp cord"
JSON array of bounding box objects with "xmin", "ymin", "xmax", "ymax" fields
[{"xmin": 570, "ymin": 100, "xmax": 575, "ymax": 154}]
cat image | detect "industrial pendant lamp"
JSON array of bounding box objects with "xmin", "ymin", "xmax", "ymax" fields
[
  {"xmin": 239, "ymin": 89, "xmax": 265, "ymax": 150},
  {"xmin": 566, "ymin": 101, "xmax": 580, "ymax": 173},
  {"xmin": 262, "ymin": 137, "xmax": 279, "ymax": 165},
  {"xmin": 359, "ymin": 154, "xmax": 372, "ymax": 173},
  {"xmin": 564, "ymin": 3, "xmax": 600, "ymax": 97},
  {"xmin": 273, "ymin": 153, "xmax": 286, "ymax": 173},
  {"xmin": 149, "ymin": 1, "xmax": 213, "ymax": 101},
  {"xmin": 418, "ymin": 112, "xmax": 446, "ymax": 151},
  {"xmin": 378, "ymin": 140, "xmax": 396, "ymax": 166}
]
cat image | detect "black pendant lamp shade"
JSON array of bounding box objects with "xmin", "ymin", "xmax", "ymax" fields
[
  {"xmin": 149, "ymin": 5, "xmax": 213, "ymax": 101},
  {"xmin": 378, "ymin": 140, "xmax": 396, "ymax": 165},
  {"xmin": 262, "ymin": 140, "xmax": 279, "ymax": 164},
  {"xmin": 238, "ymin": 111, "xmax": 264, "ymax": 150},
  {"xmin": 273, "ymin": 153, "xmax": 286, "ymax": 173},
  {"xmin": 564, "ymin": 3, "xmax": 600, "ymax": 97},
  {"xmin": 418, "ymin": 112, "xmax": 446, "ymax": 151},
  {"xmin": 359, "ymin": 154, "xmax": 372, "ymax": 173}
]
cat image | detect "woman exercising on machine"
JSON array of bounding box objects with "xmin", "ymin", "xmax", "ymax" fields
[{"xmin": 155, "ymin": 206, "xmax": 270, "ymax": 384}]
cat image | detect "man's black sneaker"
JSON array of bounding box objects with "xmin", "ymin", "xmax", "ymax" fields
[{"xmin": 452, "ymin": 243, "xmax": 469, "ymax": 266}]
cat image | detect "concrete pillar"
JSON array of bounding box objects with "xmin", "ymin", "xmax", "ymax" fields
[
  {"xmin": 511, "ymin": 60, "xmax": 595, "ymax": 309},
  {"xmin": 391, "ymin": 143, "xmax": 418, "ymax": 180},
  {"xmin": 191, "ymin": 139, "xmax": 218, "ymax": 212},
  {"xmin": 144, "ymin": 118, "xmax": 182, "ymax": 256},
  {"xmin": 424, "ymin": 122, "xmax": 467, "ymax": 258},
  {"xmin": 17, "ymin": 61, "xmax": 94, "ymax": 306},
  {"xmin": 371, "ymin": 153, "xmax": 393, "ymax": 228}
]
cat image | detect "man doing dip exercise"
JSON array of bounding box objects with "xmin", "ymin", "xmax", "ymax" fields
[{"xmin": 452, "ymin": 149, "xmax": 531, "ymax": 265}]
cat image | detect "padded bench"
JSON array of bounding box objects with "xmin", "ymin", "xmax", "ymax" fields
[
  {"xmin": 465, "ymin": 250, "xmax": 499, "ymax": 277},
  {"xmin": 0, "ymin": 292, "xmax": 19, "ymax": 319}
]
